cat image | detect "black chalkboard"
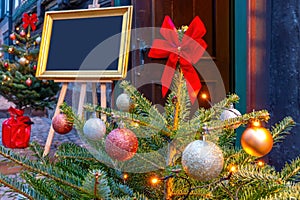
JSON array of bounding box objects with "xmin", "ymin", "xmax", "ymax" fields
[
  {"xmin": 37, "ymin": 6, "xmax": 132, "ymax": 80},
  {"xmin": 47, "ymin": 16, "xmax": 122, "ymax": 71}
]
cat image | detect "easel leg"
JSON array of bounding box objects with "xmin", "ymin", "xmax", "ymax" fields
[
  {"xmin": 77, "ymin": 83, "xmax": 87, "ymax": 118},
  {"xmin": 92, "ymin": 83, "xmax": 99, "ymax": 117},
  {"xmin": 43, "ymin": 83, "xmax": 68, "ymax": 157},
  {"xmin": 100, "ymin": 83, "xmax": 107, "ymax": 121}
]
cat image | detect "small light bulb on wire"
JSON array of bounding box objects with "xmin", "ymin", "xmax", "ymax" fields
[
  {"xmin": 8, "ymin": 47, "xmax": 14, "ymax": 54},
  {"xmin": 150, "ymin": 176, "xmax": 160, "ymax": 185},
  {"xmin": 123, "ymin": 173, "xmax": 128, "ymax": 180},
  {"xmin": 229, "ymin": 164, "xmax": 237, "ymax": 173},
  {"xmin": 131, "ymin": 121, "xmax": 139, "ymax": 127},
  {"xmin": 201, "ymin": 93, "xmax": 208, "ymax": 100},
  {"xmin": 257, "ymin": 161, "xmax": 264, "ymax": 167},
  {"xmin": 200, "ymin": 92, "xmax": 212, "ymax": 106}
]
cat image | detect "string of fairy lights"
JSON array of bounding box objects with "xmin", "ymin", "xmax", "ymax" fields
[
  {"xmin": 117, "ymin": 159, "xmax": 265, "ymax": 199},
  {"xmin": 107, "ymin": 92, "xmax": 284, "ymax": 199}
]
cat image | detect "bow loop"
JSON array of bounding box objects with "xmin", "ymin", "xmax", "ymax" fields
[
  {"xmin": 160, "ymin": 16, "xmax": 180, "ymax": 46},
  {"xmin": 22, "ymin": 13, "xmax": 38, "ymax": 31},
  {"xmin": 8, "ymin": 106, "xmax": 24, "ymax": 117},
  {"xmin": 148, "ymin": 16, "xmax": 207, "ymax": 104}
]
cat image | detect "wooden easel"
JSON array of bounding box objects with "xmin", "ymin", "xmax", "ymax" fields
[{"xmin": 43, "ymin": 0, "xmax": 108, "ymax": 156}]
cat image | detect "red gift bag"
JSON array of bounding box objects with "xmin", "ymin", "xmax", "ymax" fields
[{"xmin": 2, "ymin": 107, "xmax": 32, "ymax": 148}]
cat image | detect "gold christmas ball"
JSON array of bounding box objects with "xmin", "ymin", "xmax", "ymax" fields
[{"xmin": 241, "ymin": 125, "xmax": 273, "ymax": 157}]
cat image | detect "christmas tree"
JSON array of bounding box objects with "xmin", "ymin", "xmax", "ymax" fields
[
  {"xmin": 0, "ymin": 15, "xmax": 299, "ymax": 200},
  {"xmin": 0, "ymin": 13, "xmax": 60, "ymax": 110},
  {"xmin": 0, "ymin": 77, "xmax": 298, "ymax": 199}
]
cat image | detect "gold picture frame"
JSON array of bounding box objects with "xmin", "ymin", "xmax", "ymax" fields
[{"xmin": 36, "ymin": 6, "xmax": 133, "ymax": 81}]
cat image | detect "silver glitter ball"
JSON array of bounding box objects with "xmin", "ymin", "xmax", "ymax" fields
[
  {"xmin": 83, "ymin": 118, "xmax": 106, "ymax": 140},
  {"xmin": 220, "ymin": 104, "xmax": 241, "ymax": 129},
  {"xmin": 181, "ymin": 140, "xmax": 224, "ymax": 181},
  {"xmin": 116, "ymin": 93, "xmax": 130, "ymax": 112}
]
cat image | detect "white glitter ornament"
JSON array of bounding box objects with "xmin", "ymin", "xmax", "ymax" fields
[
  {"xmin": 116, "ymin": 93, "xmax": 131, "ymax": 112},
  {"xmin": 83, "ymin": 118, "xmax": 106, "ymax": 140},
  {"xmin": 181, "ymin": 140, "xmax": 224, "ymax": 181},
  {"xmin": 35, "ymin": 36, "xmax": 41, "ymax": 44},
  {"xmin": 220, "ymin": 104, "xmax": 241, "ymax": 128},
  {"xmin": 19, "ymin": 57, "xmax": 27, "ymax": 66}
]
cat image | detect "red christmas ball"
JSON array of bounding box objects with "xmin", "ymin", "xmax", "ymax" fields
[
  {"xmin": 33, "ymin": 65, "xmax": 37, "ymax": 70},
  {"xmin": 4, "ymin": 62, "xmax": 9, "ymax": 68},
  {"xmin": 105, "ymin": 128, "xmax": 138, "ymax": 161},
  {"xmin": 52, "ymin": 113, "xmax": 73, "ymax": 134},
  {"xmin": 20, "ymin": 30, "xmax": 26, "ymax": 37},
  {"xmin": 25, "ymin": 78, "xmax": 32, "ymax": 87},
  {"xmin": 9, "ymin": 33, "xmax": 16, "ymax": 40}
]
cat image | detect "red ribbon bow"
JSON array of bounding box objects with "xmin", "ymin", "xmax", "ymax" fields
[
  {"xmin": 148, "ymin": 16, "xmax": 207, "ymax": 104},
  {"xmin": 22, "ymin": 13, "xmax": 38, "ymax": 31}
]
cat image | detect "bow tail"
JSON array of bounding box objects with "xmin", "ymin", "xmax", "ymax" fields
[
  {"xmin": 161, "ymin": 58, "xmax": 177, "ymax": 97},
  {"xmin": 181, "ymin": 63, "xmax": 202, "ymax": 104}
]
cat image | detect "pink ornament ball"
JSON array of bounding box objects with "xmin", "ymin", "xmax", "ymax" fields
[{"xmin": 105, "ymin": 128, "xmax": 138, "ymax": 161}]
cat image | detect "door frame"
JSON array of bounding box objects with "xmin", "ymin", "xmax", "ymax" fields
[
  {"xmin": 234, "ymin": 0, "xmax": 269, "ymax": 146},
  {"xmin": 113, "ymin": 0, "xmax": 263, "ymax": 113},
  {"xmin": 235, "ymin": 0, "xmax": 269, "ymax": 113},
  {"xmin": 234, "ymin": 0, "xmax": 247, "ymax": 114}
]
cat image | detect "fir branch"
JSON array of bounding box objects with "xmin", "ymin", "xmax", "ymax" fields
[
  {"xmin": 218, "ymin": 128, "xmax": 236, "ymax": 147},
  {"xmin": 223, "ymin": 149, "xmax": 256, "ymax": 169},
  {"xmin": 134, "ymin": 153, "xmax": 165, "ymax": 170},
  {"xmin": 112, "ymin": 192, "xmax": 149, "ymax": 200},
  {"xmin": 280, "ymin": 157, "xmax": 300, "ymax": 182},
  {"xmin": 231, "ymin": 165, "xmax": 280, "ymax": 183},
  {"xmin": 60, "ymin": 102, "xmax": 84, "ymax": 130},
  {"xmin": 259, "ymin": 183, "xmax": 300, "ymax": 200},
  {"xmin": 85, "ymin": 104, "xmax": 171, "ymax": 137},
  {"xmin": 120, "ymin": 80, "xmax": 153, "ymax": 112},
  {"xmin": 191, "ymin": 93, "xmax": 240, "ymax": 124},
  {"xmin": 0, "ymin": 173, "xmax": 39, "ymax": 200},
  {"xmin": 55, "ymin": 142, "xmax": 96, "ymax": 161},
  {"xmin": 21, "ymin": 172, "xmax": 69, "ymax": 199},
  {"xmin": 170, "ymin": 69, "xmax": 191, "ymax": 130},
  {"xmin": 120, "ymin": 80, "xmax": 168, "ymax": 132},
  {"xmin": 81, "ymin": 169, "xmax": 111, "ymax": 199},
  {"xmin": 0, "ymin": 146, "xmax": 92, "ymax": 196},
  {"xmin": 176, "ymin": 110, "xmax": 270, "ymax": 144},
  {"xmin": 270, "ymin": 116, "xmax": 295, "ymax": 145},
  {"xmin": 29, "ymin": 142, "xmax": 49, "ymax": 164},
  {"xmin": 219, "ymin": 182, "xmax": 235, "ymax": 199},
  {"xmin": 108, "ymin": 177, "xmax": 133, "ymax": 197},
  {"xmin": 206, "ymin": 110, "xmax": 270, "ymax": 131}
]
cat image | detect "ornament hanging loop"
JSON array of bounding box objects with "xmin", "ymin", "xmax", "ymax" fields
[
  {"xmin": 202, "ymin": 124, "xmax": 210, "ymax": 141},
  {"xmin": 118, "ymin": 121, "xmax": 125, "ymax": 129}
]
